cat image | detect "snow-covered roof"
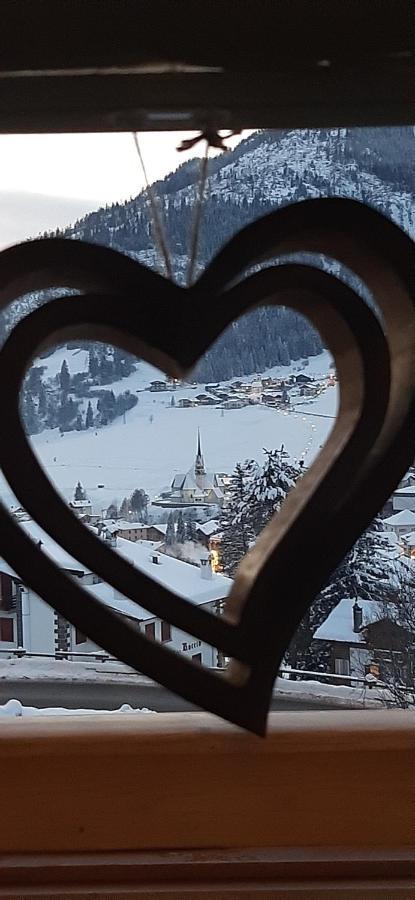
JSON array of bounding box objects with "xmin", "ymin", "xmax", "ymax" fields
[
  {"xmin": 0, "ymin": 519, "xmax": 232, "ymax": 608},
  {"xmin": 69, "ymin": 499, "xmax": 91, "ymax": 508},
  {"xmin": 394, "ymin": 485, "xmax": 415, "ymax": 496},
  {"xmin": 113, "ymin": 537, "xmax": 233, "ymax": 605},
  {"xmin": 383, "ymin": 510, "xmax": 415, "ymax": 527},
  {"xmin": 196, "ymin": 519, "xmax": 221, "ymax": 537},
  {"xmin": 313, "ymin": 598, "xmax": 398, "ymax": 644},
  {"xmin": 0, "ymin": 518, "xmax": 86, "ymax": 579},
  {"xmin": 401, "ymin": 531, "xmax": 415, "ymax": 548},
  {"xmin": 110, "ymin": 519, "xmax": 146, "ymax": 531},
  {"xmin": 85, "ymin": 543, "xmax": 232, "ymax": 621}
]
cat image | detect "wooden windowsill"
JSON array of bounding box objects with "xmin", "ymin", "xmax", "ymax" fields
[{"xmin": 0, "ymin": 710, "xmax": 413, "ymax": 857}]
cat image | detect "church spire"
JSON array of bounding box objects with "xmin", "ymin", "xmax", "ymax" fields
[{"xmin": 195, "ymin": 428, "xmax": 205, "ymax": 476}]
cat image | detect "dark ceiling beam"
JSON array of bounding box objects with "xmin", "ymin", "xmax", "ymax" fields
[{"xmin": 0, "ymin": 0, "xmax": 413, "ymax": 132}]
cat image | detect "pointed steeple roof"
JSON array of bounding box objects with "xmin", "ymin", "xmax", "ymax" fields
[{"xmin": 195, "ymin": 428, "xmax": 205, "ymax": 476}]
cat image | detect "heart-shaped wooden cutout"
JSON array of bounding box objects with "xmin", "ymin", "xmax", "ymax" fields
[{"xmin": 0, "ymin": 199, "xmax": 414, "ymax": 734}]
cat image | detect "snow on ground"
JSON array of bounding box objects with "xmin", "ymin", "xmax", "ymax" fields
[
  {"xmin": 0, "ymin": 656, "xmax": 155, "ymax": 684},
  {"xmin": 0, "ymin": 698, "xmax": 155, "ymax": 717},
  {"xmin": 0, "ymin": 351, "xmax": 337, "ymax": 512},
  {"xmin": 0, "ymin": 658, "xmax": 390, "ymax": 709},
  {"xmin": 274, "ymin": 677, "xmax": 385, "ymax": 708}
]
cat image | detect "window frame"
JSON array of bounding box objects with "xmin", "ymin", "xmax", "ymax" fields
[
  {"xmin": 161, "ymin": 620, "xmax": 171, "ymax": 643},
  {"xmin": 0, "ymin": 615, "xmax": 14, "ymax": 643}
]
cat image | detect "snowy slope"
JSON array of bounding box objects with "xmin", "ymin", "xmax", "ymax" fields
[
  {"xmin": 29, "ymin": 354, "xmax": 335, "ymax": 510},
  {"xmin": 0, "ymin": 350, "xmax": 338, "ymax": 512}
]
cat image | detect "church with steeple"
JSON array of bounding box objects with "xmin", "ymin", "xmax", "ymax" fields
[{"xmin": 154, "ymin": 430, "xmax": 226, "ymax": 508}]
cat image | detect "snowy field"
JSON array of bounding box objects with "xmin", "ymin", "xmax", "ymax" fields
[{"xmin": 0, "ymin": 350, "xmax": 338, "ymax": 512}]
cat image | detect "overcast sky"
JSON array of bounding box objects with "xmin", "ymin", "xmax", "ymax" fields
[{"xmin": 0, "ymin": 131, "xmax": 250, "ymax": 248}]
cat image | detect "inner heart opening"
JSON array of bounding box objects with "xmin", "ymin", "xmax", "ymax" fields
[{"xmin": 8, "ymin": 310, "xmax": 337, "ymax": 672}]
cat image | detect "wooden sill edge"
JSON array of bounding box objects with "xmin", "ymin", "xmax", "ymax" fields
[{"xmin": 0, "ymin": 709, "xmax": 413, "ymax": 756}]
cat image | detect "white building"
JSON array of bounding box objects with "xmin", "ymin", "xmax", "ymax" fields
[
  {"xmin": 0, "ymin": 517, "xmax": 233, "ymax": 667},
  {"xmin": 401, "ymin": 531, "xmax": 415, "ymax": 560},
  {"xmin": 392, "ymin": 484, "xmax": 415, "ymax": 513},
  {"xmin": 383, "ymin": 509, "xmax": 415, "ymax": 539}
]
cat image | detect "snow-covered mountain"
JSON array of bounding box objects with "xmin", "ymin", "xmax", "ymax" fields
[
  {"xmin": 66, "ymin": 126, "xmax": 415, "ymax": 267},
  {"xmin": 3, "ymin": 126, "xmax": 415, "ymax": 406}
]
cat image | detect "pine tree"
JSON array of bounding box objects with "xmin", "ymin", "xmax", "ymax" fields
[
  {"xmin": 316, "ymin": 515, "xmax": 392, "ymax": 611},
  {"xmin": 176, "ymin": 511, "xmax": 186, "ymax": 544},
  {"xmin": 186, "ymin": 517, "xmax": 197, "ymax": 542},
  {"xmin": 21, "ymin": 393, "xmax": 39, "ymax": 435},
  {"xmin": 219, "ymin": 460, "xmax": 257, "ymax": 576},
  {"xmin": 244, "ymin": 447, "xmax": 301, "ymax": 538},
  {"xmin": 119, "ymin": 497, "xmax": 130, "ymax": 521},
  {"xmin": 287, "ymin": 515, "xmax": 394, "ymax": 672},
  {"xmin": 130, "ymin": 488, "xmax": 149, "ymax": 520},
  {"xmin": 59, "ymin": 359, "xmax": 70, "ymax": 393},
  {"xmin": 88, "ymin": 350, "xmax": 99, "ymax": 379},
  {"xmin": 165, "ymin": 512, "xmax": 176, "ymax": 546},
  {"xmin": 85, "ymin": 401, "xmax": 94, "ymax": 428},
  {"xmin": 74, "ymin": 481, "xmax": 86, "ymax": 501},
  {"xmin": 106, "ymin": 502, "xmax": 118, "ymax": 519},
  {"xmin": 38, "ymin": 383, "xmax": 47, "ymax": 418}
]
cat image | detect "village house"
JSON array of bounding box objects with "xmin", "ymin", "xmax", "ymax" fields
[
  {"xmin": 299, "ymin": 384, "xmax": 321, "ymax": 397},
  {"xmin": 149, "ymin": 380, "xmax": 167, "ymax": 392},
  {"xmin": 0, "ymin": 517, "xmax": 232, "ymax": 667},
  {"xmin": 177, "ymin": 398, "xmax": 196, "ymax": 408},
  {"xmin": 314, "ymin": 597, "xmax": 415, "ymax": 685},
  {"xmin": 221, "ymin": 398, "xmax": 250, "ymax": 410},
  {"xmin": 392, "ymin": 484, "xmax": 415, "ymax": 513},
  {"xmin": 401, "ymin": 531, "xmax": 415, "ymax": 560},
  {"xmin": 195, "ymin": 521, "xmax": 223, "ymax": 571},
  {"xmin": 102, "ymin": 520, "xmax": 148, "ymax": 542},
  {"xmin": 194, "ymin": 394, "xmax": 217, "ymax": 406},
  {"xmin": 195, "ymin": 520, "xmax": 222, "ymax": 549},
  {"xmin": 295, "ymin": 373, "xmax": 314, "ymax": 385},
  {"xmin": 69, "ymin": 497, "xmax": 93, "ymax": 517},
  {"xmin": 383, "ymin": 509, "xmax": 415, "ymax": 539}
]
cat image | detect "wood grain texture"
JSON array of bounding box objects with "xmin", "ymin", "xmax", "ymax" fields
[{"xmin": 0, "ymin": 711, "xmax": 413, "ymax": 855}]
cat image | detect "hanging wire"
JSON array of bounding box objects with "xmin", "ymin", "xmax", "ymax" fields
[
  {"xmin": 185, "ymin": 140, "xmax": 210, "ymax": 287},
  {"xmin": 132, "ymin": 129, "xmax": 241, "ymax": 286},
  {"xmin": 132, "ymin": 132, "xmax": 173, "ymax": 280},
  {"xmin": 178, "ymin": 129, "xmax": 241, "ymax": 287}
]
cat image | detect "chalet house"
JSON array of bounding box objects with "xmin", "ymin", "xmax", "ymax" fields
[
  {"xmin": 383, "ymin": 509, "xmax": 415, "ymax": 539},
  {"xmin": 398, "ymin": 469, "xmax": 415, "ymax": 489},
  {"xmin": 314, "ymin": 597, "xmax": 414, "ymax": 684},
  {"xmin": 221, "ymin": 398, "xmax": 250, "ymax": 410},
  {"xmin": 69, "ymin": 497, "xmax": 93, "ymax": 517},
  {"xmin": 0, "ymin": 517, "xmax": 232, "ymax": 667},
  {"xmin": 194, "ymin": 394, "xmax": 217, "ymax": 406},
  {"xmin": 149, "ymin": 380, "xmax": 167, "ymax": 392},
  {"xmin": 401, "ymin": 531, "xmax": 415, "ymax": 559},
  {"xmin": 295, "ymin": 373, "xmax": 314, "ymax": 385},
  {"xmin": 177, "ymin": 398, "xmax": 195, "ymax": 408},
  {"xmin": 392, "ymin": 484, "xmax": 415, "ymax": 513},
  {"xmin": 195, "ymin": 520, "xmax": 222, "ymax": 549},
  {"xmin": 300, "ymin": 384, "xmax": 320, "ymax": 397},
  {"xmin": 102, "ymin": 520, "xmax": 148, "ymax": 542}
]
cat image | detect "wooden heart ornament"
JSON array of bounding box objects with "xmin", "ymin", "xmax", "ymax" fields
[{"xmin": 0, "ymin": 199, "xmax": 414, "ymax": 734}]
